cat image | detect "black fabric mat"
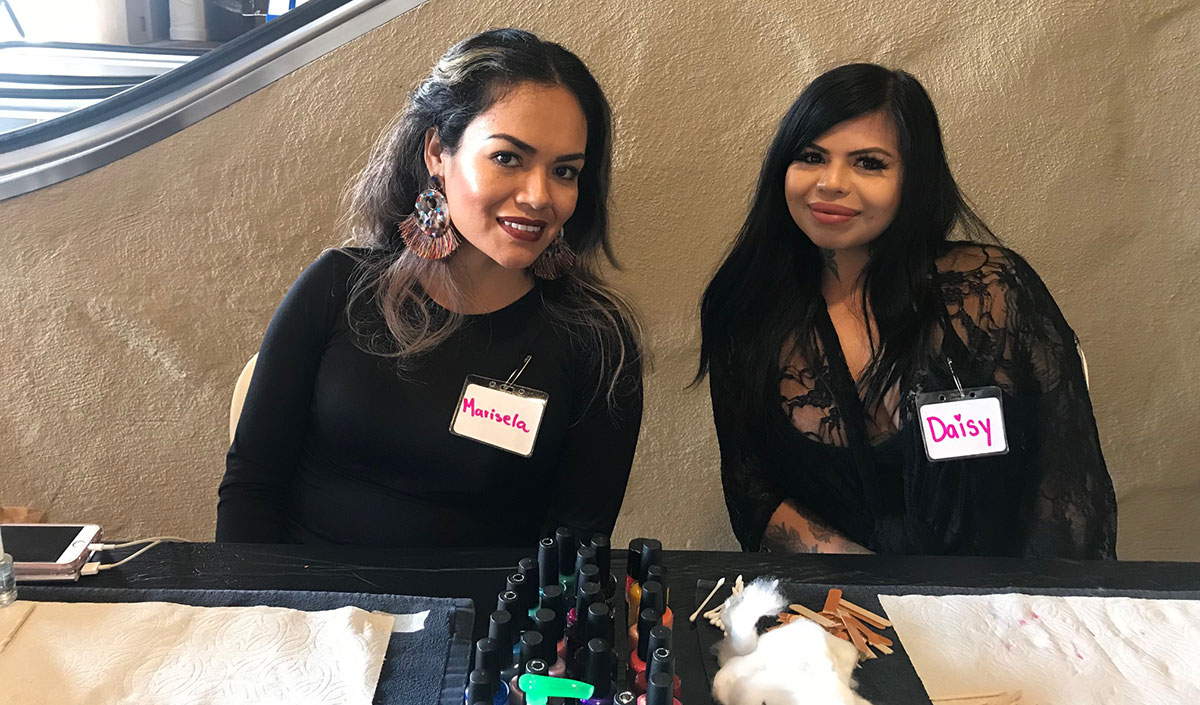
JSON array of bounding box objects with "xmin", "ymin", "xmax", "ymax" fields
[
  {"xmin": 694, "ymin": 580, "xmax": 1200, "ymax": 705},
  {"xmin": 20, "ymin": 585, "xmax": 475, "ymax": 705}
]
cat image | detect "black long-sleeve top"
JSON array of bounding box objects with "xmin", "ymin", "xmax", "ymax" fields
[
  {"xmin": 217, "ymin": 249, "xmax": 642, "ymax": 546},
  {"xmin": 712, "ymin": 244, "xmax": 1117, "ymax": 558}
]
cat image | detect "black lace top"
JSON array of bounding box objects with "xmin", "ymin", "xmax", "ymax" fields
[{"xmin": 711, "ymin": 244, "xmax": 1117, "ymax": 558}]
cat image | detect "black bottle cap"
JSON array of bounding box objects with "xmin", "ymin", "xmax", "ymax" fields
[
  {"xmin": 615, "ymin": 691, "xmax": 637, "ymax": 705},
  {"xmin": 488, "ymin": 610, "xmax": 515, "ymax": 648},
  {"xmin": 519, "ymin": 630, "xmax": 545, "ymax": 667},
  {"xmin": 639, "ymin": 581, "xmax": 665, "ymax": 615},
  {"xmin": 649, "ymin": 646, "xmax": 674, "ymax": 680},
  {"xmin": 647, "ymin": 625, "xmax": 672, "ymax": 656},
  {"xmin": 525, "ymin": 658, "xmax": 549, "ymax": 677},
  {"xmin": 507, "ymin": 573, "xmax": 534, "ymax": 611},
  {"xmin": 538, "ymin": 537, "xmax": 558, "ymax": 588},
  {"xmin": 646, "ymin": 672, "xmax": 673, "ymax": 705},
  {"xmin": 555, "ymin": 526, "xmax": 575, "ymax": 572},
  {"xmin": 626, "ymin": 538, "xmax": 647, "ymax": 580},
  {"xmin": 540, "ymin": 584, "xmax": 565, "ymax": 616},
  {"xmin": 585, "ymin": 601, "xmax": 613, "ymax": 644},
  {"xmin": 584, "ymin": 637, "xmax": 613, "ymax": 696},
  {"xmin": 474, "ymin": 637, "xmax": 502, "ymax": 678},
  {"xmin": 533, "ymin": 607, "xmax": 563, "ymax": 643},
  {"xmin": 645, "ymin": 564, "xmax": 667, "ymax": 592},
  {"xmin": 575, "ymin": 545, "xmax": 597, "ymax": 574},
  {"xmin": 637, "ymin": 608, "xmax": 661, "ymax": 662},
  {"xmin": 576, "ymin": 581, "xmax": 602, "ymax": 617},
  {"xmin": 638, "ymin": 540, "xmax": 662, "ymax": 583},
  {"xmin": 517, "ymin": 557, "xmax": 538, "ymax": 581},
  {"xmin": 466, "ymin": 668, "xmax": 496, "ymax": 702},
  {"xmin": 589, "ymin": 534, "xmax": 611, "ymax": 578},
  {"xmin": 497, "ymin": 590, "xmax": 520, "ymax": 615},
  {"xmin": 577, "ymin": 563, "xmax": 601, "ymax": 592}
]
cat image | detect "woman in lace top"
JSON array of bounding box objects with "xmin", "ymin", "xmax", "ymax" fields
[{"xmin": 697, "ymin": 64, "xmax": 1116, "ymax": 558}]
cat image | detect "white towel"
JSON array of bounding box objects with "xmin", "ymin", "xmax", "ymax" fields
[
  {"xmin": 879, "ymin": 592, "xmax": 1200, "ymax": 705},
  {"xmin": 0, "ymin": 600, "xmax": 395, "ymax": 705}
]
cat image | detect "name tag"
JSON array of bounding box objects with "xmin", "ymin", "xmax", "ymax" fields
[
  {"xmin": 916, "ymin": 386, "xmax": 1008, "ymax": 462},
  {"xmin": 449, "ymin": 375, "xmax": 548, "ymax": 457}
]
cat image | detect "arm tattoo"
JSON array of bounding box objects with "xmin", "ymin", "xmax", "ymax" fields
[
  {"xmin": 821, "ymin": 249, "xmax": 839, "ymax": 279},
  {"xmin": 762, "ymin": 522, "xmax": 820, "ymax": 553}
]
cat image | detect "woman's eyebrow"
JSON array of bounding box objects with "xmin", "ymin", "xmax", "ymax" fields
[
  {"xmin": 807, "ymin": 142, "xmax": 897, "ymax": 159},
  {"xmin": 489, "ymin": 133, "xmax": 585, "ymax": 162}
]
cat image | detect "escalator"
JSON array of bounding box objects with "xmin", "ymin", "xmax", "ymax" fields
[
  {"xmin": 0, "ymin": 0, "xmax": 425, "ymax": 201},
  {"xmin": 0, "ymin": 42, "xmax": 205, "ymax": 133}
]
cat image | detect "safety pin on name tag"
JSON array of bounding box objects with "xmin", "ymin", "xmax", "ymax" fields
[
  {"xmin": 449, "ymin": 355, "xmax": 550, "ymax": 457},
  {"xmin": 915, "ymin": 359, "xmax": 1009, "ymax": 462}
]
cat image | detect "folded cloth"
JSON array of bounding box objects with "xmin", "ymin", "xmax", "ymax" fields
[
  {"xmin": 18, "ymin": 586, "xmax": 475, "ymax": 705},
  {"xmin": 0, "ymin": 600, "xmax": 394, "ymax": 705}
]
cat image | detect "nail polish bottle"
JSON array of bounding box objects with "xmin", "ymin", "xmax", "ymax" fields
[
  {"xmin": 515, "ymin": 630, "xmax": 545, "ymax": 694},
  {"xmin": 625, "ymin": 538, "xmax": 647, "ymax": 622},
  {"xmin": 508, "ymin": 573, "xmax": 537, "ymax": 622},
  {"xmin": 575, "ymin": 545, "xmax": 597, "ymax": 590},
  {"xmin": 540, "ymin": 584, "xmax": 566, "ymax": 620},
  {"xmin": 579, "ymin": 638, "xmax": 617, "ymax": 705},
  {"xmin": 632, "ymin": 626, "xmax": 671, "ymax": 696},
  {"xmin": 569, "ymin": 580, "xmax": 602, "ymax": 632},
  {"xmin": 508, "ymin": 657, "xmax": 548, "ymax": 705},
  {"xmin": 517, "ymin": 557, "xmax": 538, "ymax": 583},
  {"xmin": 474, "ymin": 637, "xmax": 508, "ymax": 703},
  {"xmin": 615, "ymin": 691, "xmax": 637, "ymax": 705},
  {"xmin": 568, "ymin": 581, "xmax": 603, "ymax": 665},
  {"xmin": 627, "ymin": 608, "xmax": 660, "ymax": 685},
  {"xmin": 555, "ymin": 526, "xmax": 577, "ymax": 594},
  {"xmin": 628, "ymin": 539, "xmax": 661, "ymax": 627},
  {"xmin": 644, "ymin": 565, "xmax": 669, "ymax": 605},
  {"xmin": 589, "ymin": 534, "xmax": 617, "ymax": 601},
  {"xmin": 572, "ymin": 600, "xmax": 613, "ymax": 679},
  {"xmin": 489, "ymin": 610, "xmax": 518, "ymax": 678},
  {"xmin": 633, "ymin": 646, "xmax": 681, "ymax": 699},
  {"xmin": 538, "ymin": 586, "xmax": 568, "ymax": 662},
  {"xmin": 576, "ymin": 564, "xmax": 601, "ymax": 603},
  {"xmin": 532, "ymin": 607, "xmax": 566, "ymax": 676},
  {"xmin": 634, "ymin": 580, "xmax": 673, "ymax": 632},
  {"xmin": 538, "ymin": 537, "xmax": 559, "ymax": 588},
  {"xmin": 466, "ymin": 667, "xmax": 508, "ymax": 705},
  {"xmin": 638, "ymin": 672, "xmax": 681, "ymax": 705}
]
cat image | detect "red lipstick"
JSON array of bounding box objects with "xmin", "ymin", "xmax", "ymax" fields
[{"xmin": 498, "ymin": 216, "xmax": 547, "ymax": 242}]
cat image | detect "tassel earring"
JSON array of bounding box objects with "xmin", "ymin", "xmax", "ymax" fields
[
  {"xmin": 399, "ymin": 175, "xmax": 461, "ymax": 260},
  {"xmin": 529, "ymin": 228, "xmax": 576, "ymax": 280}
]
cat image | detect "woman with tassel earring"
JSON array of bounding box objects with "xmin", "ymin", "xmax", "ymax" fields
[{"xmin": 218, "ymin": 29, "xmax": 642, "ymax": 547}]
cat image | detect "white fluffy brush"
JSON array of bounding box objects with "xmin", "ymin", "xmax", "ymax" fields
[{"xmin": 712, "ymin": 578, "xmax": 873, "ymax": 705}]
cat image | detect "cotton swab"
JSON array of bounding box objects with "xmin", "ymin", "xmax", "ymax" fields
[{"xmin": 690, "ymin": 576, "xmax": 726, "ymax": 624}]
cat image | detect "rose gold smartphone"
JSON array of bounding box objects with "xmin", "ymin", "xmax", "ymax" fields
[{"xmin": 1, "ymin": 523, "xmax": 102, "ymax": 581}]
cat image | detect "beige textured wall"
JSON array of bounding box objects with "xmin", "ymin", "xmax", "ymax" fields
[{"xmin": 2, "ymin": 0, "xmax": 1198, "ymax": 559}]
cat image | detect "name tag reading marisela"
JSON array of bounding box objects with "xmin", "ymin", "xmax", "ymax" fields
[
  {"xmin": 916, "ymin": 386, "xmax": 1009, "ymax": 462},
  {"xmin": 450, "ymin": 371, "xmax": 548, "ymax": 457}
]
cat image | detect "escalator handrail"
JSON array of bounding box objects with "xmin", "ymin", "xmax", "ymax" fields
[{"xmin": 0, "ymin": 40, "xmax": 210, "ymax": 57}]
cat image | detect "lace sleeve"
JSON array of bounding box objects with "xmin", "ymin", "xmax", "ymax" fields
[
  {"xmin": 1003, "ymin": 253, "xmax": 1117, "ymax": 558},
  {"xmin": 941, "ymin": 245, "xmax": 1117, "ymax": 558},
  {"xmin": 710, "ymin": 359, "xmax": 785, "ymax": 551}
]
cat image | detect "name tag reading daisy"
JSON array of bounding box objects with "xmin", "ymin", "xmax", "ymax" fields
[
  {"xmin": 916, "ymin": 386, "xmax": 1009, "ymax": 462},
  {"xmin": 450, "ymin": 358, "xmax": 548, "ymax": 457}
]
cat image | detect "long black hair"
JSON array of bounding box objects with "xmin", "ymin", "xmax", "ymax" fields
[{"xmin": 696, "ymin": 63, "xmax": 994, "ymax": 419}]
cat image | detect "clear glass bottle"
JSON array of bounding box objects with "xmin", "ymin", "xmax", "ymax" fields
[{"xmin": 0, "ymin": 530, "xmax": 17, "ymax": 607}]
